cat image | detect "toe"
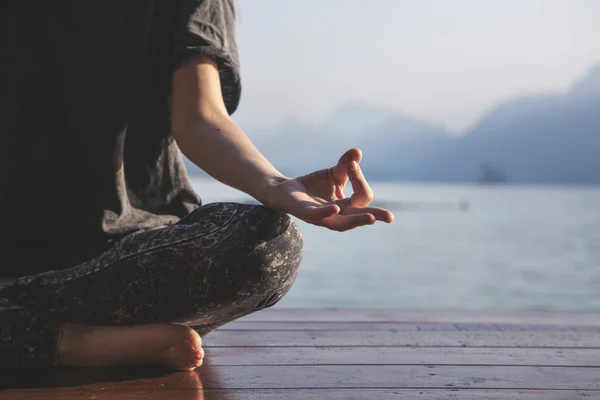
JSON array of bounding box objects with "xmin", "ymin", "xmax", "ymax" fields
[
  {"xmin": 181, "ymin": 327, "xmax": 202, "ymax": 349},
  {"xmin": 195, "ymin": 347, "xmax": 205, "ymax": 360}
]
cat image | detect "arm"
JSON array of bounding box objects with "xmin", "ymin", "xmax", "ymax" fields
[
  {"xmin": 171, "ymin": 56, "xmax": 394, "ymax": 231},
  {"xmin": 171, "ymin": 56, "xmax": 285, "ymax": 205}
]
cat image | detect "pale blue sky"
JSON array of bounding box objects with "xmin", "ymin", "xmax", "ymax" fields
[{"xmin": 232, "ymin": 0, "xmax": 600, "ymax": 133}]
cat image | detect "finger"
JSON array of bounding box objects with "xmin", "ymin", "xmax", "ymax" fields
[
  {"xmin": 339, "ymin": 148, "xmax": 362, "ymax": 164},
  {"xmin": 316, "ymin": 213, "xmax": 375, "ymax": 232},
  {"xmin": 331, "ymin": 148, "xmax": 362, "ymax": 184},
  {"xmin": 330, "ymin": 198, "xmax": 394, "ymax": 223},
  {"xmin": 330, "ymin": 165, "xmax": 348, "ymax": 190},
  {"xmin": 342, "ymin": 206, "xmax": 395, "ymax": 223},
  {"xmin": 347, "ymin": 161, "xmax": 374, "ymax": 207},
  {"xmin": 335, "ymin": 184, "xmax": 345, "ymax": 200},
  {"xmin": 332, "ymin": 197, "xmax": 351, "ymax": 206},
  {"xmin": 302, "ymin": 204, "xmax": 340, "ymax": 221}
]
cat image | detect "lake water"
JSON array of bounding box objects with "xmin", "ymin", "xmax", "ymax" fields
[{"xmin": 190, "ymin": 178, "xmax": 600, "ymax": 311}]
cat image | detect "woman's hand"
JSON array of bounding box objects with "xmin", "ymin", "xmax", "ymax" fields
[{"xmin": 262, "ymin": 148, "xmax": 394, "ymax": 231}]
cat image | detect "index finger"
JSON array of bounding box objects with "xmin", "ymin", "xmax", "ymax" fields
[
  {"xmin": 347, "ymin": 161, "xmax": 374, "ymax": 207},
  {"xmin": 320, "ymin": 213, "xmax": 376, "ymax": 232}
]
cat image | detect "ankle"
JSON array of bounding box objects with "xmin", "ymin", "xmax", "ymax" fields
[{"xmin": 57, "ymin": 323, "xmax": 90, "ymax": 366}]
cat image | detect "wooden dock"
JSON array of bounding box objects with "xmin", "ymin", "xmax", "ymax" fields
[{"xmin": 1, "ymin": 308, "xmax": 599, "ymax": 399}]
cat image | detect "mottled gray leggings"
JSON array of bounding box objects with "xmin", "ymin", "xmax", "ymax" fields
[{"xmin": 0, "ymin": 203, "xmax": 303, "ymax": 369}]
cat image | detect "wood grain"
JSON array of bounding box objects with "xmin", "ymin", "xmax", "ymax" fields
[
  {"xmin": 2, "ymin": 389, "xmax": 598, "ymax": 400},
  {"xmin": 2, "ymin": 308, "xmax": 598, "ymax": 399},
  {"xmin": 3, "ymin": 365, "xmax": 599, "ymax": 391},
  {"xmin": 233, "ymin": 308, "xmax": 600, "ymax": 326},
  {"xmin": 204, "ymin": 329, "xmax": 600, "ymax": 348},
  {"xmin": 217, "ymin": 321, "xmax": 600, "ymax": 332},
  {"xmin": 204, "ymin": 346, "xmax": 600, "ymax": 366},
  {"xmin": 142, "ymin": 365, "xmax": 600, "ymax": 390}
]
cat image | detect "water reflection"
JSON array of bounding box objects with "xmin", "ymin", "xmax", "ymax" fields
[{"xmin": 0, "ymin": 363, "xmax": 229, "ymax": 400}]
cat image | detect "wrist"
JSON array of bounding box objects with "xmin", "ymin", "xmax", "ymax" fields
[{"xmin": 255, "ymin": 174, "xmax": 289, "ymax": 207}]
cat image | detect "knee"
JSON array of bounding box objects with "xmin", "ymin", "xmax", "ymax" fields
[
  {"xmin": 178, "ymin": 203, "xmax": 303, "ymax": 310},
  {"xmin": 232, "ymin": 205, "xmax": 303, "ymax": 299}
]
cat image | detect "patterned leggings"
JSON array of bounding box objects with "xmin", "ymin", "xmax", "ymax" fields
[{"xmin": 0, "ymin": 203, "xmax": 303, "ymax": 369}]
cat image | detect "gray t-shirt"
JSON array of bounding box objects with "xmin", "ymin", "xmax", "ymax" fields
[{"xmin": 0, "ymin": 0, "xmax": 240, "ymax": 277}]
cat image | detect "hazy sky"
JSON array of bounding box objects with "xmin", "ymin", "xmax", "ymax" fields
[{"xmin": 232, "ymin": 0, "xmax": 600, "ymax": 133}]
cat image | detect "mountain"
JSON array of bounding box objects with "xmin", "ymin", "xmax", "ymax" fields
[
  {"xmin": 458, "ymin": 67, "xmax": 600, "ymax": 184},
  {"xmin": 185, "ymin": 65, "xmax": 600, "ymax": 185}
]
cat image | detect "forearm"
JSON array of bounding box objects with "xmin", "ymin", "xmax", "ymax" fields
[{"xmin": 173, "ymin": 114, "xmax": 287, "ymax": 204}]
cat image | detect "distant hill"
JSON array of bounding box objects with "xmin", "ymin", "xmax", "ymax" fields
[
  {"xmin": 185, "ymin": 65, "xmax": 600, "ymax": 185},
  {"xmin": 456, "ymin": 65, "xmax": 600, "ymax": 184}
]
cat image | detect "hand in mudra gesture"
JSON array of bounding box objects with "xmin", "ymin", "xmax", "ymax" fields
[{"xmin": 264, "ymin": 148, "xmax": 394, "ymax": 231}]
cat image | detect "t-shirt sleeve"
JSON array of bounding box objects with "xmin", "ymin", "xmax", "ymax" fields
[{"xmin": 173, "ymin": 0, "xmax": 241, "ymax": 115}]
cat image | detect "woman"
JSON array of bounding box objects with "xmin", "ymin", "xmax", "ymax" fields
[{"xmin": 0, "ymin": 0, "xmax": 393, "ymax": 370}]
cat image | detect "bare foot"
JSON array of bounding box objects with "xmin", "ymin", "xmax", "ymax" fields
[{"xmin": 58, "ymin": 323, "xmax": 204, "ymax": 371}]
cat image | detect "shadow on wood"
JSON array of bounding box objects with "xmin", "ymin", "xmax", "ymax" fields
[
  {"xmin": 0, "ymin": 366, "xmax": 170, "ymax": 389},
  {"xmin": 0, "ymin": 363, "xmax": 224, "ymax": 394}
]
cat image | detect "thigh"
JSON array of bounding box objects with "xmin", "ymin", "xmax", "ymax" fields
[
  {"xmin": 0, "ymin": 202, "xmax": 302, "ymax": 326},
  {"xmin": 0, "ymin": 279, "xmax": 13, "ymax": 289}
]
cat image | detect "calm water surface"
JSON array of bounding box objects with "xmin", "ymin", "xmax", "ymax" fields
[{"xmin": 191, "ymin": 178, "xmax": 600, "ymax": 311}]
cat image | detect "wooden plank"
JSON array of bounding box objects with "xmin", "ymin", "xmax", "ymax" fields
[
  {"xmin": 107, "ymin": 365, "xmax": 600, "ymax": 390},
  {"xmin": 204, "ymin": 346, "xmax": 600, "ymax": 367},
  {"xmin": 237, "ymin": 308, "xmax": 600, "ymax": 326},
  {"xmin": 218, "ymin": 321, "xmax": 600, "ymax": 332},
  {"xmin": 3, "ymin": 365, "xmax": 598, "ymax": 390},
  {"xmin": 204, "ymin": 329, "xmax": 600, "ymax": 348},
  {"xmin": 0, "ymin": 367, "xmax": 173, "ymax": 391},
  {"xmin": 1, "ymin": 389, "xmax": 597, "ymax": 400}
]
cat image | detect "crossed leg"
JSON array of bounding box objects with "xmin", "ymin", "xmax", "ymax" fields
[{"xmin": 0, "ymin": 203, "xmax": 302, "ymax": 370}]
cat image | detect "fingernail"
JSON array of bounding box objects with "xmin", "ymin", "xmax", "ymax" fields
[{"xmin": 349, "ymin": 161, "xmax": 358, "ymax": 170}]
